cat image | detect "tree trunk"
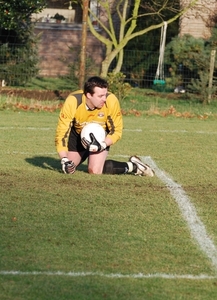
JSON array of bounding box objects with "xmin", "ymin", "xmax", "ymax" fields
[{"xmin": 79, "ymin": 0, "xmax": 89, "ymax": 89}]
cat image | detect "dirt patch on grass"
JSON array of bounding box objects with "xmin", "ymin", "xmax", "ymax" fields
[
  {"xmin": 0, "ymin": 87, "xmax": 189, "ymax": 102},
  {"xmin": 0, "ymin": 88, "xmax": 70, "ymax": 101}
]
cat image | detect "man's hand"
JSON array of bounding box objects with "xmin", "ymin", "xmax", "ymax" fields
[
  {"xmin": 81, "ymin": 136, "xmax": 91, "ymax": 149},
  {"xmin": 61, "ymin": 157, "xmax": 76, "ymax": 174},
  {"xmin": 89, "ymin": 133, "xmax": 107, "ymax": 152},
  {"xmin": 81, "ymin": 133, "xmax": 107, "ymax": 152}
]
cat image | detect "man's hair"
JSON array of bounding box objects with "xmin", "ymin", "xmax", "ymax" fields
[{"xmin": 84, "ymin": 76, "xmax": 108, "ymax": 95}]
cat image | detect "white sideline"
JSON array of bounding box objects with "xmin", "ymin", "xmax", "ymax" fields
[
  {"xmin": 0, "ymin": 127, "xmax": 52, "ymax": 130},
  {"xmin": 1, "ymin": 127, "xmax": 217, "ymax": 135},
  {"xmin": 0, "ymin": 127, "xmax": 142, "ymax": 132},
  {"xmin": 143, "ymin": 156, "xmax": 217, "ymax": 271},
  {"xmin": 0, "ymin": 270, "xmax": 216, "ymax": 279},
  {"xmin": 150, "ymin": 130, "xmax": 217, "ymax": 135}
]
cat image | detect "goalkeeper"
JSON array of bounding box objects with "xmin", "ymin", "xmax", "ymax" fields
[{"xmin": 55, "ymin": 76, "xmax": 154, "ymax": 177}]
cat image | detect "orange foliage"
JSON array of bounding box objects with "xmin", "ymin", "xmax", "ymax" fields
[
  {"xmin": 4, "ymin": 102, "xmax": 216, "ymax": 120},
  {"xmin": 12, "ymin": 102, "xmax": 63, "ymax": 112}
]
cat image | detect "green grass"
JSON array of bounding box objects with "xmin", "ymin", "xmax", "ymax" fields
[
  {"xmin": 20, "ymin": 76, "xmax": 77, "ymax": 91},
  {"xmin": 1, "ymin": 108, "xmax": 217, "ymax": 299},
  {"xmin": 122, "ymin": 88, "xmax": 217, "ymax": 116},
  {"xmin": 1, "ymin": 81, "xmax": 217, "ymax": 117}
]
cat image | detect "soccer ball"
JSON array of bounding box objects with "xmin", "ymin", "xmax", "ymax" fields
[{"xmin": 80, "ymin": 123, "xmax": 105, "ymax": 148}]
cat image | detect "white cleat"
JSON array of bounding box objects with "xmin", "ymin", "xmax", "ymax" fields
[{"xmin": 130, "ymin": 156, "xmax": 154, "ymax": 177}]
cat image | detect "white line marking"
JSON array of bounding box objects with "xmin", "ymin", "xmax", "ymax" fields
[
  {"xmin": 0, "ymin": 127, "xmax": 52, "ymax": 130},
  {"xmin": 143, "ymin": 156, "xmax": 217, "ymax": 271},
  {"xmin": 123, "ymin": 129, "xmax": 142, "ymax": 132},
  {"xmin": 1, "ymin": 127, "xmax": 217, "ymax": 135},
  {"xmin": 150, "ymin": 130, "xmax": 217, "ymax": 135},
  {"xmin": 4, "ymin": 151, "xmax": 57, "ymax": 155},
  {"xmin": 0, "ymin": 127, "xmax": 142, "ymax": 132},
  {"xmin": 0, "ymin": 271, "xmax": 216, "ymax": 280},
  {"xmin": 151, "ymin": 129, "xmax": 188, "ymax": 133}
]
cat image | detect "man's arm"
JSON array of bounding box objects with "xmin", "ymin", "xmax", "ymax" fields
[
  {"xmin": 106, "ymin": 94, "xmax": 123, "ymax": 145},
  {"xmin": 55, "ymin": 95, "xmax": 78, "ymax": 154}
]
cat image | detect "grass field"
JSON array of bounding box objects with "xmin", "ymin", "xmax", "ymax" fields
[{"xmin": 1, "ymin": 107, "xmax": 217, "ymax": 299}]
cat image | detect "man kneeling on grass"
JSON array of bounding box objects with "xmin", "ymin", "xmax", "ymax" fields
[{"xmin": 55, "ymin": 76, "xmax": 154, "ymax": 177}]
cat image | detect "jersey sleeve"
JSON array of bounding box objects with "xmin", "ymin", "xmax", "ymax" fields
[
  {"xmin": 55, "ymin": 94, "xmax": 78, "ymax": 153},
  {"xmin": 106, "ymin": 93, "xmax": 123, "ymax": 144}
]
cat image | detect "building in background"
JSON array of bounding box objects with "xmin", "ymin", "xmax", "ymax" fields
[
  {"xmin": 32, "ymin": 0, "xmax": 103, "ymax": 76},
  {"xmin": 33, "ymin": 0, "xmax": 217, "ymax": 77},
  {"xmin": 179, "ymin": 0, "xmax": 217, "ymax": 38}
]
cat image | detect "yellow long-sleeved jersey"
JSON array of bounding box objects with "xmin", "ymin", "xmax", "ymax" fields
[{"xmin": 55, "ymin": 90, "xmax": 123, "ymax": 153}]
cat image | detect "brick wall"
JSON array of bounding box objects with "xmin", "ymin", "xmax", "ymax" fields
[
  {"xmin": 34, "ymin": 24, "xmax": 104, "ymax": 76},
  {"xmin": 180, "ymin": 0, "xmax": 217, "ymax": 38}
]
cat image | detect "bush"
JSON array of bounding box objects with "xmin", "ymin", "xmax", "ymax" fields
[
  {"xmin": 0, "ymin": 26, "xmax": 39, "ymax": 86},
  {"xmin": 165, "ymin": 34, "xmax": 217, "ymax": 103},
  {"xmin": 63, "ymin": 46, "xmax": 100, "ymax": 86},
  {"xmin": 106, "ymin": 72, "xmax": 132, "ymax": 101}
]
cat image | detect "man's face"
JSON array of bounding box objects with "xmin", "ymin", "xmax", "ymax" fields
[{"xmin": 86, "ymin": 87, "xmax": 107, "ymax": 109}]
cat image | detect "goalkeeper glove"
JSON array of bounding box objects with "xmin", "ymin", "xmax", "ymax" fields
[
  {"xmin": 61, "ymin": 157, "xmax": 76, "ymax": 174},
  {"xmin": 81, "ymin": 133, "xmax": 107, "ymax": 152},
  {"xmin": 81, "ymin": 136, "xmax": 91, "ymax": 149}
]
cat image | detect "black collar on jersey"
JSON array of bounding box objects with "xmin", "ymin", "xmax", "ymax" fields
[{"xmin": 85, "ymin": 104, "xmax": 96, "ymax": 111}]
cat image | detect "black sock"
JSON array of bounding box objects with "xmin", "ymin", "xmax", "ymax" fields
[{"xmin": 103, "ymin": 160, "xmax": 130, "ymax": 174}]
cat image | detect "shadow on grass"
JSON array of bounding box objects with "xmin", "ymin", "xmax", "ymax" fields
[{"xmin": 25, "ymin": 156, "xmax": 87, "ymax": 173}]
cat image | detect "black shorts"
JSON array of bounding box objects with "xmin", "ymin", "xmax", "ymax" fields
[
  {"xmin": 68, "ymin": 127, "xmax": 86, "ymax": 152},
  {"xmin": 68, "ymin": 127, "xmax": 89, "ymax": 163},
  {"xmin": 68, "ymin": 127, "xmax": 110, "ymax": 152}
]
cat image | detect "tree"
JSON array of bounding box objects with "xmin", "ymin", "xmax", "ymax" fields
[
  {"xmin": 125, "ymin": 0, "xmax": 180, "ymax": 52},
  {"xmin": 79, "ymin": 0, "xmax": 90, "ymax": 89},
  {"xmin": 0, "ymin": 0, "xmax": 46, "ymax": 31},
  {"xmin": 86, "ymin": 0, "xmax": 199, "ymax": 77},
  {"xmin": 0, "ymin": 0, "xmax": 46, "ymax": 85}
]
